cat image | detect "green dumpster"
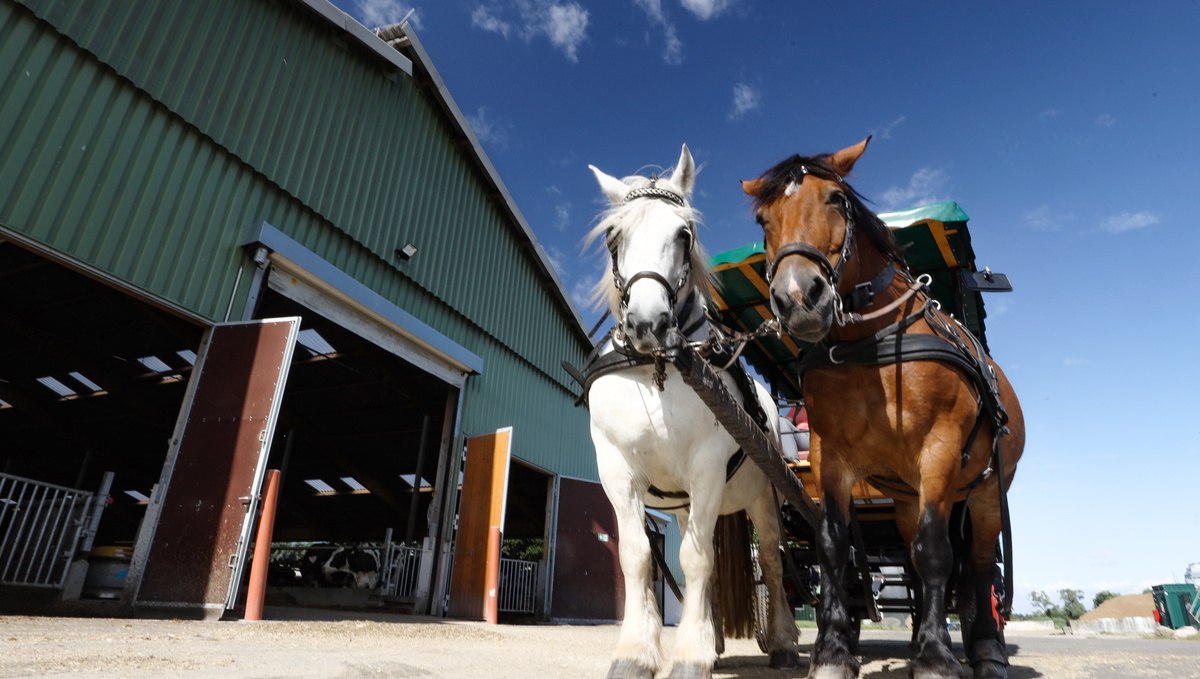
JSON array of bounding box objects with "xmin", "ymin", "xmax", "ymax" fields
[{"xmin": 1152, "ymin": 584, "xmax": 1198, "ymax": 629}]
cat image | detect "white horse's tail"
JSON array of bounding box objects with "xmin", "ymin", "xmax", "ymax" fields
[{"xmin": 713, "ymin": 511, "xmax": 757, "ymax": 642}]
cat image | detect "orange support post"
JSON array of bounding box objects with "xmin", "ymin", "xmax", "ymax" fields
[
  {"xmin": 244, "ymin": 469, "xmax": 281, "ymax": 621},
  {"xmin": 484, "ymin": 525, "xmax": 502, "ymax": 624}
]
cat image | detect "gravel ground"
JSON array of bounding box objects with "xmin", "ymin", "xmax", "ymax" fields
[{"xmin": 2, "ymin": 608, "xmax": 1198, "ymax": 678}]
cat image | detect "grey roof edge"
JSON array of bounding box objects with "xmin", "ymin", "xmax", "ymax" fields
[
  {"xmin": 244, "ymin": 221, "xmax": 484, "ymax": 375},
  {"xmin": 290, "ymin": 0, "xmax": 413, "ymax": 76},
  {"xmin": 378, "ymin": 23, "xmax": 592, "ymax": 342}
]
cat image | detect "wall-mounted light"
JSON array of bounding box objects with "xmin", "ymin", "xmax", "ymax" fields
[{"xmin": 395, "ymin": 242, "xmax": 418, "ymax": 260}]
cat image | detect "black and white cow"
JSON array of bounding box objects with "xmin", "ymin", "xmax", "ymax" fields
[{"xmin": 300, "ymin": 544, "xmax": 380, "ymax": 588}]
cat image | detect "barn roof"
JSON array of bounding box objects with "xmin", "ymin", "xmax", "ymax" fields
[{"xmin": 302, "ymin": 5, "xmax": 592, "ymax": 340}]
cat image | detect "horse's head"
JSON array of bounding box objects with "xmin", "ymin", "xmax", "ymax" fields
[
  {"xmin": 587, "ymin": 145, "xmax": 706, "ymax": 354},
  {"xmin": 742, "ymin": 136, "xmax": 901, "ymax": 343}
]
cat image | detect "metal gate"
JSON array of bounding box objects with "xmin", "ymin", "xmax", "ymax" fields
[
  {"xmin": 380, "ymin": 543, "xmax": 423, "ymax": 599},
  {"xmin": 0, "ymin": 472, "xmax": 111, "ymax": 588},
  {"xmin": 498, "ymin": 557, "xmax": 538, "ymax": 614}
]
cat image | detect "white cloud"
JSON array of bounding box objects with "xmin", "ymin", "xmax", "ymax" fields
[
  {"xmin": 1100, "ymin": 211, "xmax": 1159, "ymax": 234},
  {"xmin": 471, "ymin": 6, "xmax": 511, "ymax": 37},
  {"xmin": 544, "ymin": 4, "xmax": 589, "ymax": 62},
  {"xmin": 552, "ymin": 199, "xmax": 572, "ymax": 232},
  {"xmin": 1021, "ymin": 205, "xmax": 1069, "ymax": 232},
  {"xmin": 728, "ymin": 82, "xmax": 760, "ymax": 120},
  {"xmin": 466, "ymin": 107, "xmax": 509, "ymax": 148},
  {"xmin": 1094, "ymin": 113, "xmax": 1116, "ymax": 128},
  {"xmin": 1063, "ymin": 356, "xmax": 1089, "ymax": 367},
  {"xmin": 878, "ymin": 166, "xmax": 950, "ymax": 211},
  {"xmin": 634, "ymin": 0, "xmax": 685, "ymax": 65},
  {"xmin": 873, "ymin": 115, "xmax": 906, "ymax": 141},
  {"xmin": 1038, "ymin": 108, "xmax": 1060, "ymax": 121},
  {"xmin": 679, "ymin": 0, "xmax": 735, "ymax": 20},
  {"xmin": 357, "ymin": 0, "xmax": 421, "ymax": 30},
  {"xmin": 544, "ymin": 186, "xmax": 572, "ymax": 231},
  {"xmin": 472, "ymin": 2, "xmax": 589, "ymax": 63}
]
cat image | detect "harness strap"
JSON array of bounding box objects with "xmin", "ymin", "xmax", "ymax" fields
[{"xmin": 843, "ymin": 262, "xmax": 895, "ymax": 313}]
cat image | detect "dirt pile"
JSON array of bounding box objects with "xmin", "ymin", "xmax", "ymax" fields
[{"xmin": 1080, "ymin": 593, "xmax": 1153, "ymax": 620}]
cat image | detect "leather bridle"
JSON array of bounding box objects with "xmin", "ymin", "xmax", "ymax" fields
[
  {"xmin": 765, "ymin": 167, "xmax": 855, "ymax": 290},
  {"xmin": 607, "ymin": 179, "xmax": 696, "ymax": 324}
]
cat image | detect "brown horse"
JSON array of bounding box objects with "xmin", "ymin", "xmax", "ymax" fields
[{"xmin": 742, "ymin": 138, "xmax": 1025, "ymax": 679}]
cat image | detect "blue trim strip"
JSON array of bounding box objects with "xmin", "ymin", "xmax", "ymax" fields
[{"xmin": 244, "ymin": 221, "xmax": 483, "ymax": 375}]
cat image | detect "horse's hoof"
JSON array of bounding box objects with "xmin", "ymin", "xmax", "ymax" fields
[
  {"xmin": 606, "ymin": 658, "xmax": 655, "ymax": 679},
  {"xmin": 769, "ymin": 649, "xmax": 801, "ymax": 670},
  {"xmin": 973, "ymin": 661, "xmax": 1006, "ymax": 679},
  {"xmin": 909, "ymin": 664, "xmax": 962, "ymax": 679},
  {"xmin": 668, "ymin": 662, "xmax": 712, "ymax": 679},
  {"xmin": 810, "ymin": 665, "xmax": 858, "ymax": 679},
  {"xmin": 968, "ymin": 639, "xmax": 1007, "ymax": 678}
]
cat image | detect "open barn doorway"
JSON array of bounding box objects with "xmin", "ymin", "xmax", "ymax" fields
[
  {"xmin": 243, "ymin": 286, "xmax": 458, "ymax": 614},
  {"xmin": 0, "ymin": 239, "xmax": 206, "ymax": 609}
]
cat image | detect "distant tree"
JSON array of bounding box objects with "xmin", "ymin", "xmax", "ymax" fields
[
  {"xmin": 1093, "ymin": 590, "xmax": 1119, "ymax": 609},
  {"xmin": 1030, "ymin": 590, "xmax": 1061, "ymax": 618},
  {"xmin": 1059, "ymin": 588, "xmax": 1087, "ymax": 620}
]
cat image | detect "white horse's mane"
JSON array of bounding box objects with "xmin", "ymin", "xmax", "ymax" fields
[{"xmin": 583, "ymin": 173, "xmax": 713, "ymax": 315}]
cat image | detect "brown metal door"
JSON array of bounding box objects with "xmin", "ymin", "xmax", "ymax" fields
[
  {"xmin": 447, "ymin": 428, "xmax": 512, "ymax": 622},
  {"xmin": 135, "ymin": 318, "xmax": 298, "ymax": 611},
  {"xmin": 551, "ymin": 477, "xmax": 623, "ymax": 620}
]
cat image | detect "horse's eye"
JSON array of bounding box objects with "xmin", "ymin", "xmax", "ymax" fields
[
  {"xmin": 826, "ymin": 191, "xmax": 844, "ymax": 206},
  {"xmin": 754, "ymin": 213, "xmax": 766, "ymax": 227},
  {"xmin": 677, "ymin": 228, "xmax": 693, "ymax": 249}
]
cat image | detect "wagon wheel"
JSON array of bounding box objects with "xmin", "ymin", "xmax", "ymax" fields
[{"xmin": 753, "ymin": 576, "xmax": 769, "ymax": 653}]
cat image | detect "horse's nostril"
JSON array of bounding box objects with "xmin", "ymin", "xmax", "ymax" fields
[
  {"xmin": 652, "ymin": 313, "xmax": 669, "ymax": 338},
  {"xmin": 804, "ymin": 277, "xmax": 825, "ymax": 309},
  {"xmin": 772, "ymin": 288, "xmax": 791, "ymax": 314}
]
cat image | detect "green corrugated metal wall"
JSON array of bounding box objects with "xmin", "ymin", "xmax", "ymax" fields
[{"xmin": 0, "ymin": 0, "xmax": 597, "ymax": 479}]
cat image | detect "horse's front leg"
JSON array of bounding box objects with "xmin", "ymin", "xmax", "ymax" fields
[
  {"xmin": 909, "ymin": 498, "xmax": 961, "ymax": 679},
  {"xmin": 745, "ymin": 488, "xmax": 801, "ymax": 670},
  {"xmin": 810, "ymin": 471, "xmax": 860, "ymax": 679},
  {"xmin": 668, "ymin": 482, "xmax": 722, "ymax": 679},
  {"xmin": 597, "ymin": 451, "xmax": 661, "ymax": 678}
]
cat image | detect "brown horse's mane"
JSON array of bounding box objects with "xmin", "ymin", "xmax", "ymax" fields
[{"xmin": 751, "ymin": 154, "xmax": 907, "ymax": 265}]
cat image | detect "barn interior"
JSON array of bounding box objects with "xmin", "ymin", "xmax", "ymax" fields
[
  {"xmin": 253, "ymin": 288, "xmax": 552, "ymax": 554},
  {"xmin": 0, "ymin": 240, "xmax": 204, "ymax": 549},
  {"xmin": 0, "ymin": 240, "xmax": 552, "ymax": 611}
]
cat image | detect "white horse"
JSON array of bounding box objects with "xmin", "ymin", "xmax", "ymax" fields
[{"xmin": 584, "ymin": 145, "xmax": 800, "ymax": 679}]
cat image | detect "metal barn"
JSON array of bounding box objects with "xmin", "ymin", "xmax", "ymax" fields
[{"xmin": 0, "ymin": 0, "xmax": 624, "ymax": 622}]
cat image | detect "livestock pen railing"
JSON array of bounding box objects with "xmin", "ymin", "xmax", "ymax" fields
[
  {"xmin": 380, "ymin": 543, "xmax": 422, "ymax": 599},
  {"xmin": 0, "ymin": 472, "xmax": 111, "ymax": 588},
  {"xmin": 498, "ymin": 557, "xmax": 538, "ymax": 614}
]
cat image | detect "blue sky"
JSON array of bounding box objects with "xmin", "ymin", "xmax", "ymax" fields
[{"xmin": 332, "ymin": 0, "xmax": 1200, "ymax": 614}]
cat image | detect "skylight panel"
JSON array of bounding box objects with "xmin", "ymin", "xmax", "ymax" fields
[
  {"xmin": 124, "ymin": 490, "xmax": 151, "ymax": 504},
  {"xmin": 68, "ymin": 371, "xmax": 104, "ymax": 393},
  {"xmin": 399, "ymin": 474, "xmax": 431, "ymax": 489},
  {"xmin": 304, "ymin": 479, "xmax": 336, "ymax": 494},
  {"xmin": 340, "ymin": 476, "xmax": 368, "ymax": 492},
  {"xmin": 176, "ymin": 350, "xmax": 197, "ymax": 365},
  {"xmin": 137, "ymin": 355, "xmax": 173, "ymax": 373},
  {"xmin": 297, "ymin": 328, "xmax": 337, "ymax": 357},
  {"xmin": 36, "ymin": 376, "xmax": 76, "ymax": 398}
]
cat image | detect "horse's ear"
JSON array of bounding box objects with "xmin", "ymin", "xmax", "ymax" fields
[
  {"xmin": 669, "ymin": 144, "xmax": 696, "ymax": 198},
  {"xmin": 589, "ymin": 164, "xmax": 628, "ymax": 205},
  {"xmin": 741, "ymin": 178, "xmax": 764, "ymax": 197},
  {"xmin": 828, "ymin": 136, "xmax": 872, "ymax": 176}
]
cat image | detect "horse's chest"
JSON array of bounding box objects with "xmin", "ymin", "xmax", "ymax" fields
[{"xmin": 588, "ymin": 371, "xmax": 728, "ymax": 459}]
